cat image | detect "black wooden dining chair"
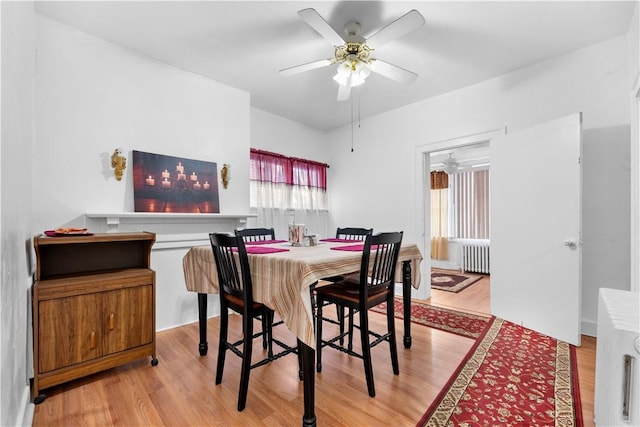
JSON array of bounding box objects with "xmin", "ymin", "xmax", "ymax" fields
[
  {"xmin": 315, "ymin": 231, "xmax": 403, "ymax": 398},
  {"xmin": 235, "ymin": 227, "xmax": 276, "ymax": 242},
  {"xmin": 209, "ymin": 232, "xmax": 297, "ymax": 411},
  {"xmin": 335, "ymin": 227, "xmax": 373, "ymax": 241},
  {"xmin": 235, "ymin": 227, "xmax": 279, "ymax": 351},
  {"xmin": 319, "ymin": 227, "xmax": 373, "ymax": 342}
]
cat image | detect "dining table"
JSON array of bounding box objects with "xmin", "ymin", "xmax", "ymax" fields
[{"xmin": 182, "ymin": 237, "xmax": 423, "ymax": 427}]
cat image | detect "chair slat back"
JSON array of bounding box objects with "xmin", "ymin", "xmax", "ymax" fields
[
  {"xmin": 360, "ymin": 232, "xmax": 403, "ymax": 294},
  {"xmin": 235, "ymin": 227, "xmax": 276, "ymax": 242},
  {"xmin": 209, "ymin": 233, "xmax": 254, "ymax": 302},
  {"xmin": 336, "ymin": 227, "xmax": 373, "ymax": 241}
]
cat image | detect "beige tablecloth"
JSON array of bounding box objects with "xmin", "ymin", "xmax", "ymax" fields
[{"xmin": 183, "ymin": 241, "xmax": 423, "ymax": 348}]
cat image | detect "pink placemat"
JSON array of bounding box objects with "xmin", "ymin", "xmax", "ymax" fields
[
  {"xmin": 319, "ymin": 238, "xmax": 360, "ymax": 243},
  {"xmin": 234, "ymin": 246, "xmax": 290, "ymax": 254},
  {"xmin": 330, "ymin": 244, "xmax": 378, "ymax": 252},
  {"xmin": 244, "ymin": 239, "xmax": 288, "ymax": 245}
]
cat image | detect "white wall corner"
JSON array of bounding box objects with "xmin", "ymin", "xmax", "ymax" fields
[{"xmin": 15, "ymin": 386, "xmax": 33, "ymax": 427}]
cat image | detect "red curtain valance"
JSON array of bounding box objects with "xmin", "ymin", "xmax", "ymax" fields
[{"xmin": 250, "ymin": 149, "xmax": 327, "ymax": 190}]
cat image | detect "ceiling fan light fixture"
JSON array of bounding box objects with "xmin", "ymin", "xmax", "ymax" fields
[{"xmin": 333, "ymin": 61, "xmax": 371, "ymax": 87}]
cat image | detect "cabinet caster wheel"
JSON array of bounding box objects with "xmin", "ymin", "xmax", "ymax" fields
[
  {"xmin": 151, "ymin": 358, "xmax": 158, "ymax": 366},
  {"xmin": 316, "ymin": 363, "xmax": 322, "ymax": 373},
  {"xmin": 198, "ymin": 343, "xmax": 208, "ymax": 356},
  {"xmin": 34, "ymin": 394, "xmax": 46, "ymax": 405}
]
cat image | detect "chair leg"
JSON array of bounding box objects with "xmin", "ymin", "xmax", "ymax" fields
[
  {"xmin": 260, "ymin": 314, "xmax": 272, "ymax": 356},
  {"xmin": 215, "ymin": 305, "xmax": 229, "ymax": 385},
  {"xmin": 348, "ymin": 308, "xmax": 355, "ymax": 351},
  {"xmin": 297, "ymin": 341, "xmax": 304, "ymax": 381},
  {"xmin": 310, "ymin": 283, "xmax": 317, "ymax": 316},
  {"xmin": 238, "ymin": 314, "xmax": 254, "ymax": 411},
  {"xmin": 387, "ymin": 298, "xmax": 399, "ymax": 375},
  {"xmin": 359, "ymin": 307, "xmax": 375, "ymax": 397},
  {"xmin": 266, "ymin": 311, "xmax": 274, "ymax": 359},
  {"xmin": 316, "ymin": 297, "xmax": 324, "ymax": 373},
  {"xmin": 338, "ymin": 305, "xmax": 345, "ymax": 345}
]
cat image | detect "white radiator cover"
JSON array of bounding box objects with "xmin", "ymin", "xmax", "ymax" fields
[{"xmin": 594, "ymin": 288, "xmax": 640, "ymax": 426}]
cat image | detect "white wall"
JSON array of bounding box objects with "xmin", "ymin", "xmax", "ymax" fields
[
  {"xmin": 629, "ymin": 4, "xmax": 639, "ymax": 80},
  {"xmin": 582, "ymin": 125, "xmax": 631, "ymax": 333},
  {"xmin": 34, "ymin": 16, "xmax": 253, "ymax": 332},
  {"xmin": 327, "ymin": 35, "xmax": 631, "ymax": 330},
  {"xmin": 1, "ymin": 2, "xmax": 36, "ymax": 426},
  {"xmin": 34, "ymin": 16, "xmax": 250, "ymax": 231},
  {"xmin": 628, "ymin": 3, "xmax": 640, "ymax": 293},
  {"xmin": 251, "ymin": 108, "xmax": 328, "ymax": 162}
]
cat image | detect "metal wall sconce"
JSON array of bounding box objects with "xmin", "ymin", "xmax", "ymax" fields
[
  {"xmin": 111, "ymin": 148, "xmax": 127, "ymax": 181},
  {"xmin": 221, "ymin": 163, "xmax": 230, "ymax": 189}
]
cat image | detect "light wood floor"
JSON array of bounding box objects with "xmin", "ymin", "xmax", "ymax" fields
[{"xmin": 32, "ymin": 274, "xmax": 596, "ymax": 426}]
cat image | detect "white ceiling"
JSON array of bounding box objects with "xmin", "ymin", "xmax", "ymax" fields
[{"xmin": 34, "ymin": 1, "xmax": 636, "ymax": 131}]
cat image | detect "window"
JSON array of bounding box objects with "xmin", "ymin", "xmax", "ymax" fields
[
  {"xmin": 249, "ymin": 149, "xmax": 328, "ymax": 210},
  {"xmin": 450, "ymin": 168, "xmax": 490, "ymax": 239}
]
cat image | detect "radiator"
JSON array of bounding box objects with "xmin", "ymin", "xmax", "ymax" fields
[
  {"xmin": 461, "ymin": 242, "xmax": 490, "ymax": 274},
  {"xmin": 595, "ymin": 288, "xmax": 640, "ymax": 426}
]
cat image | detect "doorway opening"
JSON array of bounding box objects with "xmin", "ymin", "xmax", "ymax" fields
[
  {"xmin": 414, "ymin": 128, "xmax": 503, "ymax": 313},
  {"xmin": 428, "ymin": 143, "xmax": 491, "ymax": 315}
]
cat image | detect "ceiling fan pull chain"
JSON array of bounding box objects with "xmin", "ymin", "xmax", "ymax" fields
[
  {"xmin": 351, "ymin": 95, "xmax": 355, "ymax": 152},
  {"xmin": 357, "ymin": 90, "xmax": 361, "ymax": 128}
]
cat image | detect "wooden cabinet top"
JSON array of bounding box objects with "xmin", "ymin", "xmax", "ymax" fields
[
  {"xmin": 34, "ymin": 232, "xmax": 156, "ymax": 281},
  {"xmin": 34, "ymin": 231, "xmax": 156, "ymax": 246}
]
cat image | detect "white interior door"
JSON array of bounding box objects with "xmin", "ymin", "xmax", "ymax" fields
[{"xmin": 491, "ymin": 113, "xmax": 582, "ymax": 345}]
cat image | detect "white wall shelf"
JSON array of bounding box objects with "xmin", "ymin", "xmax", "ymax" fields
[{"xmin": 86, "ymin": 212, "xmax": 256, "ymax": 233}]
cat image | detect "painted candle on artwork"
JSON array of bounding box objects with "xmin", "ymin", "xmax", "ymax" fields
[{"xmin": 132, "ymin": 150, "xmax": 220, "ymax": 213}]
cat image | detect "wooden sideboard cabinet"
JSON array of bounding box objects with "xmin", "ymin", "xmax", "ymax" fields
[{"xmin": 32, "ymin": 232, "xmax": 158, "ymax": 403}]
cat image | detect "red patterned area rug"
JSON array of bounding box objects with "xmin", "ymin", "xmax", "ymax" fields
[
  {"xmin": 417, "ymin": 317, "xmax": 583, "ymax": 427},
  {"xmin": 371, "ymin": 297, "xmax": 492, "ymax": 339},
  {"xmin": 431, "ymin": 270, "xmax": 483, "ymax": 293}
]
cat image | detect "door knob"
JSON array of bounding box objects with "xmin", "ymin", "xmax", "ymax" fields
[{"xmin": 563, "ymin": 238, "xmax": 577, "ymax": 249}]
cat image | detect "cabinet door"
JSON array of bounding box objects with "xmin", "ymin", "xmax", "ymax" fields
[
  {"xmin": 103, "ymin": 285, "xmax": 154, "ymax": 354},
  {"xmin": 38, "ymin": 294, "xmax": 102, "ymax": 373}
]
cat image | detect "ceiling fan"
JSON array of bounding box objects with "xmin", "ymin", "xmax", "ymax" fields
[
  {"xmin": 279, "ymin": 8, "xmax": 425, "ymax": 101},
  {"xmin": 442, "ymin": 153, "xmax": 460, "ymax": 174}
]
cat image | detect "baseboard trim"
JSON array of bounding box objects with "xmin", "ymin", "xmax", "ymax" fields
[
  {"xmin": 581, "ymin": 318, "xmax": 597, "ymax": 338},
  {"xmin": 431, "ymin": 261, "xmax": 460, "ymax": 271}
]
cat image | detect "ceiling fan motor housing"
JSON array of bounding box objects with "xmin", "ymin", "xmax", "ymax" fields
[{"xmin": 335, "ymin": 42, "xmax": 372, "ymax": 68}]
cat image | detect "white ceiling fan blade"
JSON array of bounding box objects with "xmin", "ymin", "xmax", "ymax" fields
[
  {"xmin": 279, "ymin": 59, "xmax": 333, "ymax": 77},
  {"xmin": 298, "ymin": 8, "xmax": 345, "ymax": 47},
  {"xmin": 337, "ymin": 82, "xmax": 351, "ymax": 101},
  {"xmin": 370, "ymin": 59, "xmax": 418, "ymax": 84},
  {"xmin": 366, "ymin": 9, "xmax": 425, "ymax": 48}
]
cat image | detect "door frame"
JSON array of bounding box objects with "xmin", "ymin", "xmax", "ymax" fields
[
  {"xmin": 631, "ymin": 72, "xmax": 640, "ymax": 293},
  {"xmin": 412, "ymin": 127, "xmax": 505, "ymax": 301}
]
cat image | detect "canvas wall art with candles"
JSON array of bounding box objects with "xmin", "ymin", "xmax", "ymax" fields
[{"xmin": 132, "ymin": 150, "xmax": 220, "ymax": 213}]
